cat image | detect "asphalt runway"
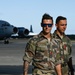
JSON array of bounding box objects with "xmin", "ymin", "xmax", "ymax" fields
[{"xmin": 0, "ymin": 38, "xmax": 75, "ymax": 75}]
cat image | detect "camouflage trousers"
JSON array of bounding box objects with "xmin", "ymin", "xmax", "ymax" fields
[{"xmin": 32, "ymin": 68, "xmax": 57, "ymax": 75}]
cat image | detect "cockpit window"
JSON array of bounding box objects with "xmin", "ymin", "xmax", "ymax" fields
[{"xmin": 2, "ymin": 23, "xmax": 10, "ymax": 26}]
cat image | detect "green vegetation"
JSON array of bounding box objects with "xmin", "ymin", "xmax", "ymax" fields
[{"xmin": 67, "ymin": 35, "xmax": 75, "ymax": 40}]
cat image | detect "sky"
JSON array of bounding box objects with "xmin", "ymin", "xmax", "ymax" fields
[{"xmin": 0, "ymin": 0, "xmax": 75, "ymax": 34}]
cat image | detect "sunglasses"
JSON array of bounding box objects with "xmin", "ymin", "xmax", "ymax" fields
[{"xmin": 41, "ymin": 24, "xmax": 53, "ymax": 27}]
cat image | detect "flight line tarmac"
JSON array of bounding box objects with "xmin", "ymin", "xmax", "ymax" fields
[{"xmin": 0, "ymin": 38, "xmax": 75, "ymax": 75}]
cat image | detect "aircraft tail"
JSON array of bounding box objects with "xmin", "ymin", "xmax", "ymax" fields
[{"xmin": 30, "ymin": 25, "xmax": 33, "ymax": 33}]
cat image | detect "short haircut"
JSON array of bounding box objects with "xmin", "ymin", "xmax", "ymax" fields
[
  {"xmin": 56, "ymin": 16, "xmax": 67, "ymax": 24},
  {"xmin": 41, "ymin": 13, "xmax": 53, "ymax": 24}
]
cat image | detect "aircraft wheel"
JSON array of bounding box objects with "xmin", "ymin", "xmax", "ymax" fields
[{"xmin": 4, "ymin": 40, "xmax": 9, "ymax": 44}]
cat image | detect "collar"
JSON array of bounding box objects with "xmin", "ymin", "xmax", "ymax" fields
[
  {"xmin": 53, "ymin": 30, "xmax": 66, "ymax": 39},
  {"xmin": 38, "ymin": 31, "xmax": 52, "ymax": 39}
]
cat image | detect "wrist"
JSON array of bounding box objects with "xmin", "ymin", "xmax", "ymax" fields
[{"xmin": 23, "ymin": 72, "xmax": 27, "ymax": 75}]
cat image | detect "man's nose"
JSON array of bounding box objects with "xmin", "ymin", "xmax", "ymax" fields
[{"xmin": 46, "ymin": 25, "xmax": 49, "ymax": 28}]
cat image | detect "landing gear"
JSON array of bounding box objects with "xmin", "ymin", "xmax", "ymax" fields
[{"xmin": 4, "ymin": 40, "xmax": 9, "ymax": 44}]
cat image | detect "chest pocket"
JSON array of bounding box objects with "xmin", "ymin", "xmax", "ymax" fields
[
  {"xmin": 34, "ymin": 42, "xmax": 49, "ymax": 62},
  {"xmin": 62, "ymin": 42, "xmax": 69, "ymax": 55},
  {"xmin": 50, "ymin": 42, "xmax": 60, "ymax": 62},
  {"xmin": 35, "ymin": 46, "xmax": 45, "ymax": 58}
]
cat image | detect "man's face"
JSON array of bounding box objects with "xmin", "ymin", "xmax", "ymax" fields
[
  {"xmin": 42, "ymin": 19, "xmax": 53, "ymax": 34},
  {"xmin": 56, "ymin": 20, "xmax": 67, "ymax": 34}
]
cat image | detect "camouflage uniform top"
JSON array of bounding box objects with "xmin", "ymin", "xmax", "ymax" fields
[
  {"xmin": 53, "ymin": 30, "xmax": 72, "ymax": 64},
  {"xmin": 23, "ymin": 31, "xmax": 61, "ymax": 70}
]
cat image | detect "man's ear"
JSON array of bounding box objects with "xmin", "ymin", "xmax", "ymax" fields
[{"xmin": 55, "ymin": 24, "xmax": 57, "ymax": 28}]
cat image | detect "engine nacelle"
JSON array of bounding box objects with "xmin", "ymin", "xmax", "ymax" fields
[
  {"xmin": 18, "ymin": 27, "xmax": 29, "ymax": 37},
  {"xmin": 13, "ymin": 27, "xmax": 18, "ymax": 33}
]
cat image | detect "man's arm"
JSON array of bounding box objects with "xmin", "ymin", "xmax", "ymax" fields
[
  {"xmin": 67, "ymin": 57, "xmax": 74, "ymax": 75},
  {"xmin": 23, "ymin": 60, "xmax": 29, "ymax": 75},
  {"xmin": 55, "ymin": 64, "xmax": 62, "ymax": 75}
]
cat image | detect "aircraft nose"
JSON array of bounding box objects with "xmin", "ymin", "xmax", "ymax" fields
[{"xmin": 13, "ymin": 27, "xmax": 18, "ymax": 33}]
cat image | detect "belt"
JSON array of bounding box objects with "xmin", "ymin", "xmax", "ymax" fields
[{"xmin": 34, "ymin": 66, "xmax": 54, "ymax": 71}]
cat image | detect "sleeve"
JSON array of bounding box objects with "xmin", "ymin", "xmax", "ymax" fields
[
  {"xmin": 55, "ymin": 50, "xmax": 61, "ymax": 66},
  {"xmin": 53, "ymin": 39, "xmax": 62, "ymax": 65},
  {"xmin": 67, "ymin": 40, "xmax": 74, "ymax": 73},
  {"xmin": 23, "ymin": 39, "xmax": 36, "ymax": 63},
  {"xmin": 68, "ymin": 40, "xmax": 72, "ymax": 58}
]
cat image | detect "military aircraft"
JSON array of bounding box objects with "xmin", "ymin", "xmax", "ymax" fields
[
  {"xmin": 11, "ymin": 25, "xmax": 37, "ymax": 38},
  {"xmin": 11, "ymin": 27, "xmax": 30, "ymax": 38},
  {"xmin": 0, "ymin": 20, "xmax": 29, "ymax": 44},
  {"xmin": 0, "ymin": 20, "xmax": 18, "ymax": 44}
]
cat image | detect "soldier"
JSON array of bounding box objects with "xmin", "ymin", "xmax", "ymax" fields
[
  {"xmin": 53, "ymin": 16, "xmax": 74, "ymax": 75},
  {"xmin": 23, "ymin": 13, "xmax": 62, "ymax": 75}
]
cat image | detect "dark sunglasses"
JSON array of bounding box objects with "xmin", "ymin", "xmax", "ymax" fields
[{"xmin": 41, "ymin": 24, "xmax": 53, "ymax": 27}]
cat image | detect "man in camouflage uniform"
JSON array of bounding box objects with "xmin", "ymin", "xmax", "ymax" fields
[
  {"xmin": 53, "ymin": 16, "xmax": 74, "ymax": 75},
  {"xmin": 23, "ymin": 13, "xmax": 62, "ymax": 75}
]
